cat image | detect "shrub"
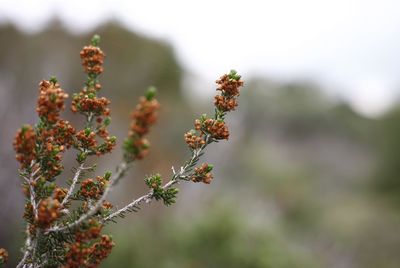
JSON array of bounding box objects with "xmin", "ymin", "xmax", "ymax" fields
[{"xmin": 0, "ymin": 35, "xmax": 244, "ymax": 267}]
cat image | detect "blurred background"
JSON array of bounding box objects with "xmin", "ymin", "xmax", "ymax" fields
[{"xmin": 1, "ymin": 1, "xmax": 400, "ymax": 267}]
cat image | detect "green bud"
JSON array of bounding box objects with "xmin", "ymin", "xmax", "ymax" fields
[
  {"xmin": 88, "ymin": 93, "xmax": 95, "ymax": 99},
  {"xmin": 87, "ymin": 79, "xmax": 95, "ymax": 87},
  {"xmin": 53, "ymin": 146, "xmax": 60, "ymax": 154},
  {"xmin": 49, "ymin": 76, "xmax": 58, "ymax": 85},
  {"xmin": 21, "ymin": 124, "xmax": 30, "ymax": 134},
  {"xmin": 200, "ymin": 114, "xmax": 207, "ymax": 122},
  {"xmin": 207, "ymin": 164, "xmax": 214, "ymax": 172},
  {"xmin": 228, "ymin": 69, "xmax": 241, "ymax": 81},
  {"xmin": 48, "ymin": 182, "xmax": 56, "ymax": 191},
  {"xmin": 228, "ymin": 69, "xmax": 237, "ymax": 78},
  {"xmin": 145, "ymin": 86, "xmax": 157, "ymax": 101},
  {"xmin": 104, "ymin": 171, "xmax": 112, "ymax": 180},
  {"xmin": 110, "ymin": 136, "xmax": 117, "ymax": 143},
  {"xmin": 84, "ymin": 128, "xmax": 91, "ymax": 136},
  {"xmin": 104, "ymin": 117, "xmax": 111, "ymax": 126},
  {"xmin": 77, "ymin": 152, "xmax": 87, "ymax": 163},
  {"xmin": 91, "ymin": 34, "xmax": 101, "ymax": 46},
  {"xmin": 142, "ymin": 141, "xmax": 150, "ymax": 149}
]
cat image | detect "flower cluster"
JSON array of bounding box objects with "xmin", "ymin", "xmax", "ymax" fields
[
  {"xmin": 184, "ymin": 70, "xmax": 243, "ymax": 150},
  {"xmin": 123, "ymin": 87, "xmax": 160, "ymax": 162},
  {"xmin": 71, "ymin": 93, "xmax": 110, "ymax": 116},
  {"xmin": 0, "ymin": 248, "xmax": 8, "ymax": 266},
  {"xmin": 19, "ymin": 78, "xmax": 76, "ymax": 181},
  {"xmin": 89, "ymin": 235, "xmax": 114, "ymax": 266},
  {"xmin": 64, "ymin": 220, "xmax": 113, "ymax": 268},
  {"xmin": 13, "ymin": 124, "xmax": 36, "ymax": 168},
  {"xmin": 191, "ymin": 163, "xmax": 214, "ymax": 184},
  {"xmin": 184, "ymin": 116, "xmax": 230, "ymax": 149},
  {"xmin": 72, "ymin": 36, "xmax": 116, "ymax": 162},
  {"xmin": 184, "ymin": 130, "xmax": 205, "ymax": 150},
  {"xmin": 79, "ymin": 175, "xmax": 109, "ymax": 200},
  {"xmin": 184, "ymin": 70, "xmax": 243, "ymax": 185},
  {"xmin": 37, "ymin": 198, "xmax": 61, "ymax": 228},
  {"xmin": 35, "ymin": 120, "xmax": 76, "ymax": 181},
  {"xmin": 201, "ymin": 118, "xmax": 230, "ymax": 140},
  {"xmin": 53, "ymin": 187, "xmax": 67, "ymax": 202},
  {"xmin": 80, "ymin": 44, "xmax": 105, "ymax": 75},
  {"xmin": 37, "ymin": 79, "xmax": 69, "ymax": 123},
  {"xmin": 214, "ymin": 70, "xmax": 244, "ymax": 112},
  {"xmin": 74, "ymin": 219, "xmax": 103, "ymax": 242},
  {"xmin": 75, "ymin": 129, "xmax": 97, "ymax": 151}
]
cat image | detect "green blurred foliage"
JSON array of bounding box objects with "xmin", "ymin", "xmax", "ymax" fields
[
  {"xmin": 102, "ymin": 203, "xmax": 318, "ymax": 268},
  {"xmin": 373, "ymin": 105, "xmax": 400, "ymax": 204}
]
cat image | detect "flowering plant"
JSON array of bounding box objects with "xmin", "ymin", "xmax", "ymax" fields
[{"xmin": 1, "ymin": 35, "xmax": 244, "ymax": 268}]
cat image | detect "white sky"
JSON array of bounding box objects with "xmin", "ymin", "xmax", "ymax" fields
[{"xmin": 1, "ymin": 0, "xmax": 400, "ymax": 116}]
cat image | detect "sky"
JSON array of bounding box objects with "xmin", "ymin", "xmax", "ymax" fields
[{"xmin": 1, "ymin": 0, "xmax": 400, "ymax": 116}]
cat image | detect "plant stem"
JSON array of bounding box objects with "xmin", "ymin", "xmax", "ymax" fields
[{"xmin": 46, "ymin": 161, "xmax": 130, "ymax": 233}]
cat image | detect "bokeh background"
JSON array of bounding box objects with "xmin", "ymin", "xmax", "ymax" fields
[{"xmin": 1, "ymin": 1, "xmax": 400, "ymax": 267}]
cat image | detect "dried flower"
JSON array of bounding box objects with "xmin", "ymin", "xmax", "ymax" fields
[
  {"xmin": 75, "ymin": 219, "xmax": 103, "ymax": 242},
  {"xmin": 102, "ymin": 201, "xmax": 113, "ymax": 210},
  {"xmin": 37, "ymin": 79, "xmax": 69, "ymax": 123},
  {"xmin": 64, "ymin": 242, "xmax": 93, "ymax": 268},
  {"xmin": 203, "ymin": 119, "xmax": 229, "ymax": 140},
  {"xmin": 0, "ymin": 248, "xmax": 8, "ymax": 265},
  {"xmin": 215, "ymin": 70, "xmax": 244, "ymax": 97},
  {"xmin": 37, "ymin": 198, "xmax": 61, "ymax": 228},
  {"xmin": 53, "ymin": 187, "xmax": 68, "ymax": 203},
  {"xmin": 191, "ymin": 163, "xmax": 214, "ymax": 184},
  {"xmin": 13, "ymin": 124, "xmax": 36, "ymax": 168},
  {"xmin": 89, "ymin": 235, "xmax": 114, "ymax": 266},
  {"xmin": 71, "ymin": 93, "xmax": 111, "ymax": 116},
  {"xmin": 76, "ymin": 129, "xmax": 97, "ymax": 151},
  {"xmin": 214, "ymin": 94, "xmax": 238, "ymax": 112},
  {"xmin": 79, "ymin": 176, "xmax": 108, "ymax": 199},
  {"xmin": 123, "ymin": 87, "xmax": 160, "ymax": 162},
  {"xmin": 23, "ymin": 203, "xmax": 34, "ymax": 223},
  {"xmin": 80, "ymin": 45, "xmax": 105, "ymax": 75},
  {"xmin": 184, "ymin": 130, "xmax": 205, "ymax": 149},
  {"xmin": 214, "ymin": 69, "xmax": 244, "ymax": 113}
]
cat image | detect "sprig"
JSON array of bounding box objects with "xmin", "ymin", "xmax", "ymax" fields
[{"xmin": 11, "ymin": 34, "xmax": 244, "ymax": 268}]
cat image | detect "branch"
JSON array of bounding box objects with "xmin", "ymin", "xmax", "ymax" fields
[
  {"xmin": 102, "ymin": 135, "xmax": 212, "ymax": 223},
  {"xmin": 46, "ymin": 161, "xmax": 130, "ymax": 233},
  {"xmin": 101, "ymin": 178, "xmax": 179, "ymax": 223},
  {"xmin": 24, "ymin": 163, "xmax": 41, "ymax": 222},
  {"xmin": 15, "ymin": 233, "xmax": 32, "ymax": 268},
  {"xmin": 60, "ymin": 163, "xmax": 89, "ymax": 207},
  {"xmin": 17, "ymin": 162, "xmax": 41, "ymax": 268}
]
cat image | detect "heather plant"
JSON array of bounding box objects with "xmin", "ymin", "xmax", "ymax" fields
[{"xmin": 0, "ymin": 35, "xmax": 244, "ymax": 267}]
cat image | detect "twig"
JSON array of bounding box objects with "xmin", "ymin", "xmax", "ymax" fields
[
  {"xmin": 17, "ymin": 162, "xmax": 40, "ymax": 268},
  {"xmin": 46, "ymin": 162, "xmax": 129, "ymax": 233},
  {"xmin": 102, "ymin": 135, "xmax": 212, "ymax": 223},
  {"xmin": 16, "ymin": 234, "xmax": 32, "ymax": 268},
  {"xmin": 60, "ymin": 163, "xmax": 85, "ymax": 207},
  {"xmin": 101, "ymin": 179, "xmax": 179, "ymax": 223}
]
